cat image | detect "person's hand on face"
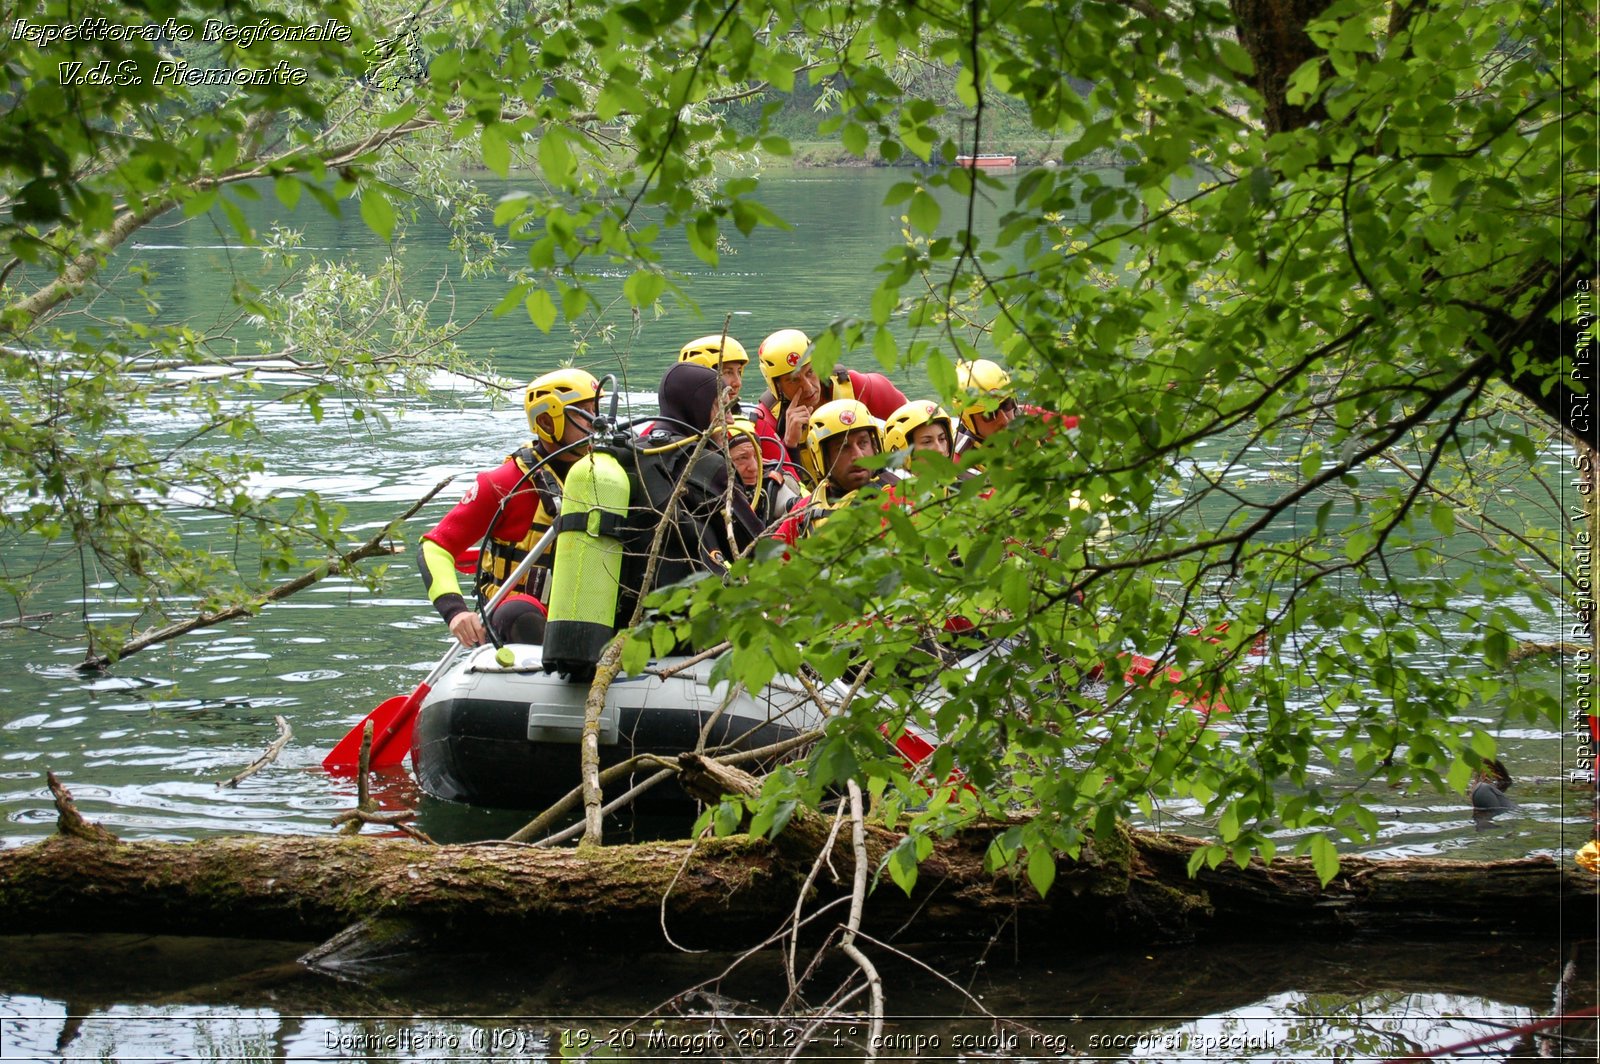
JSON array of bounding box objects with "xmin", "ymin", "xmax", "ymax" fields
[{"xmin": 779, "ymin": 368, "xmax": 822, "ymax": 447}]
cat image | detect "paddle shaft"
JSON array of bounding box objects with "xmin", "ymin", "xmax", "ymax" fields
[
  {"xmin": 325, "ymin": 520, "xmax": 560, "ymax": 769},
  {"xmin": 406, "ymin": 520, "xmax": 561, "ymax": 697}
]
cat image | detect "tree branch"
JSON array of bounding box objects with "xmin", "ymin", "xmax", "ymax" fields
[{"xmin": 75, "ymin": 476, "xmax": 455, "ymax": 671}]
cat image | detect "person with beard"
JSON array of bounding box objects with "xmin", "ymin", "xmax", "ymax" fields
[{"xmin": 772, "ymin": 398, "xmax": 898, "ymax": 546}]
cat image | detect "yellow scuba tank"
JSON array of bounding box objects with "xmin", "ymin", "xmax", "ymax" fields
[{"xmin": 542, "ymin": 449, "xmax": 631, "ymax": 680}]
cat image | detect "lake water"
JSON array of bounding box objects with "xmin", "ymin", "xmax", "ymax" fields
[{"xmin": 0, "ymin": 168, "xmax": 1593, "ymax": 1059}]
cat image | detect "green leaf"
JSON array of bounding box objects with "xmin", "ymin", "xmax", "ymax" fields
[
  {"xmin": 686, "ymin": 214, "xmax": 720, "ymax": 266},
  {"xmin": 907, "ymin": 189, "xmax": 940, "ymax": 234},
  {"xmin": 871, "ymin": 283, "xmax": 898, "ymax": 325},
  {"xmin": 481, "ymin": 124, "xmax": 511, "ymax": 178},
  {"xmin": 887, "ymin": 837, "xmax": 920, "ymax": 895},
  {"xmin": 841, "ymin": 122, "xmax": 868, "ymax": 156},
  {"xmin": 712, "ymin": 799, "xmax": 742, "ymax": 837},
  {"xmin": 183, "ymin": 189, "xmax": 219, "ymax": 219},
  {"xmin": 620, "ymin": 631, "xmax": 652, "ymax": 676},
  {"xmin": 539, "ymin": 131, "xmax": 575, "ymax": 183},
  {"xmin": 1429, "ymin": 502, "xmax": 1455, "ymax": 538},
  {"xmin": 1026, "ymin": 845, "xmax": 1057, "ymax": 897},
  {"xmin": 525, "ymin": 289, "xmax": 557, "ymax": 332},
  {"xmin": 273, "ymin": 177, "xmax": 302, "ymax": 211},
  {"xmin": 1284, "ymin": 57, "xmax": 1324, "ymax": 106},
  {"xmin": 1309, "ymin": 834, "xmax": 1339, "ymax": 887},
  {"xmin": 1217, "ymin": 39, "xmax": 1256, "ymax": 77},
  {"xmin": 1483, "ymin": 627, "xmax": 1510, "ymax": 668},
  {"xmin": 1248, "ymin": 167, "xmax": 1274, "ymax": 208},
  {"xmin": 377, "ymin": 100, "xmax": 420, "ymax": 129},
  {"xmin": 873, "ymin": 326, "xmax": 898, "ymax": 370},
  {"xmin": 749, "ymin": 799, "xmax": 797, "ymax": 840},
  {"xmin": 360, "ymin": 189, "xmax": 396, "ymax": 242},
  {"xmin": 623, "ymin": 268, "xmax": 665, "ymax": 309}
]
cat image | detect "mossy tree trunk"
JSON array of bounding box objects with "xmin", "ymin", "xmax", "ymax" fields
[{"xmin": 1, "ymin": 826, "xmax": 1591, "ymax": 951}]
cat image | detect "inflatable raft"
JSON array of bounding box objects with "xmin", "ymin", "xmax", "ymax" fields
[{"xmin": 410, "ymin": 643, "xmax": 829, "ymax": 810}]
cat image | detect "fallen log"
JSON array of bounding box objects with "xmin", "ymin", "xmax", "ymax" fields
[{"xmin": 1, "ymin": 803, "xmax": 1592, "ymax": 952}]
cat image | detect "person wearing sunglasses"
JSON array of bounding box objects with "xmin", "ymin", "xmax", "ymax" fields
[{"xmin": 952, "ymin": 359, "xmax": 1022, "ymax": 472}]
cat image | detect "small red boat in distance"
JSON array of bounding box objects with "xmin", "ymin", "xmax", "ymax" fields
[{"xmin": 955, "ymin": 153, "xmax": 1018, "ymax": 169}]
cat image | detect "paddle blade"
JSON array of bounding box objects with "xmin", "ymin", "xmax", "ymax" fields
[{"xmin": 323, "ymin": 686, "xmax": 426, "ymax": 772}]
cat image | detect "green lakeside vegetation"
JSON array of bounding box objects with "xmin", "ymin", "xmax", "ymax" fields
[{"xmin": 0, "ymin": 0, "xmax": 1593, "ymax": 897}]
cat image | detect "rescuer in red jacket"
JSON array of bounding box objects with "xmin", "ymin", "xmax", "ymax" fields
[
  {"xmin": 772, "ymin": 398, "xmax": 900, "ymax": 546},
  {"xmin": 417, "ymin": 368, "xmax": 601, "ymax": 648},
  {"xmin": 752, "ymin": 329, "xmax": 906, "ymax": 479}
]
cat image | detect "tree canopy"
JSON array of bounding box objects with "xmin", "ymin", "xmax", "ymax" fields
[{"xmin": 1, "ymin": 0, "xmax": 1593, "ymax": 885}]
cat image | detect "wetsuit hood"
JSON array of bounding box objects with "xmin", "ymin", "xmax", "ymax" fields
[{"xmin": 657, "ymin": 362, "xmax": 722, "ymax": 435}]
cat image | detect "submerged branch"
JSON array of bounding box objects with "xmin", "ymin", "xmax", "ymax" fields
[
  {"xmin": 46, "ymin": 772, "xmax": 120, "ymax": 846},
  {"xmin": 217, "ymin": 716, "xmax": 293, "ymax": 789}
]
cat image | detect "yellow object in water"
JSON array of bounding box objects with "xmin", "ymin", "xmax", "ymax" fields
[{"xmin": 1577, "ymin": 840, "xmax": 1600, "ymax": 874}]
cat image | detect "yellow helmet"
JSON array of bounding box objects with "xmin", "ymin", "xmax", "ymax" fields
[
  {"xmin": 524, "ymin": 367, "xmax": 602, "ymax": 446},
  {"xmin": 799, "ymin": 398, "xmax": 881, "ymax": 483},
  {"xmin": 758, "ymin": 329, "xmax": 812, "ymax": 389},
  {"xmin": 719, "ymin": 416, "xmax": 761, "ymax": 452},
  {"xmin": 678, "ymin": 333, "xmax": 749, "ymax": 368},
  {"xmin": 955, "ymin": 358, "xmax": 1013, "ymax": 433},
  {"xmin": 883, "ymin": 399, "xmax": 956, "ymax": 455}
]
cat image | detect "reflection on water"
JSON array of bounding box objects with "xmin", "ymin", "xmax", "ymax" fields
[{"xmin": 1, "ymin": 934, "xmax": 1593, "ymax": 1060}]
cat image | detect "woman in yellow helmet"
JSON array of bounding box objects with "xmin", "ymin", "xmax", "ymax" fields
[{"xmin": 883, "ymin": 399, "xmax": 957, "ymax": 472}]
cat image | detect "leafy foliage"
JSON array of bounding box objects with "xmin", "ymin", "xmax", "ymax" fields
[
  {"xmin": 607, "ymin": 0, "xmax": 1590, "ymax": 883},
  {"xmin": 1, "ymin": 0, "xmax": 497, "ymax": 655},
  {"xmin": 2, "ymin": 0, "xmax": 1589, "ymax": 881}
]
